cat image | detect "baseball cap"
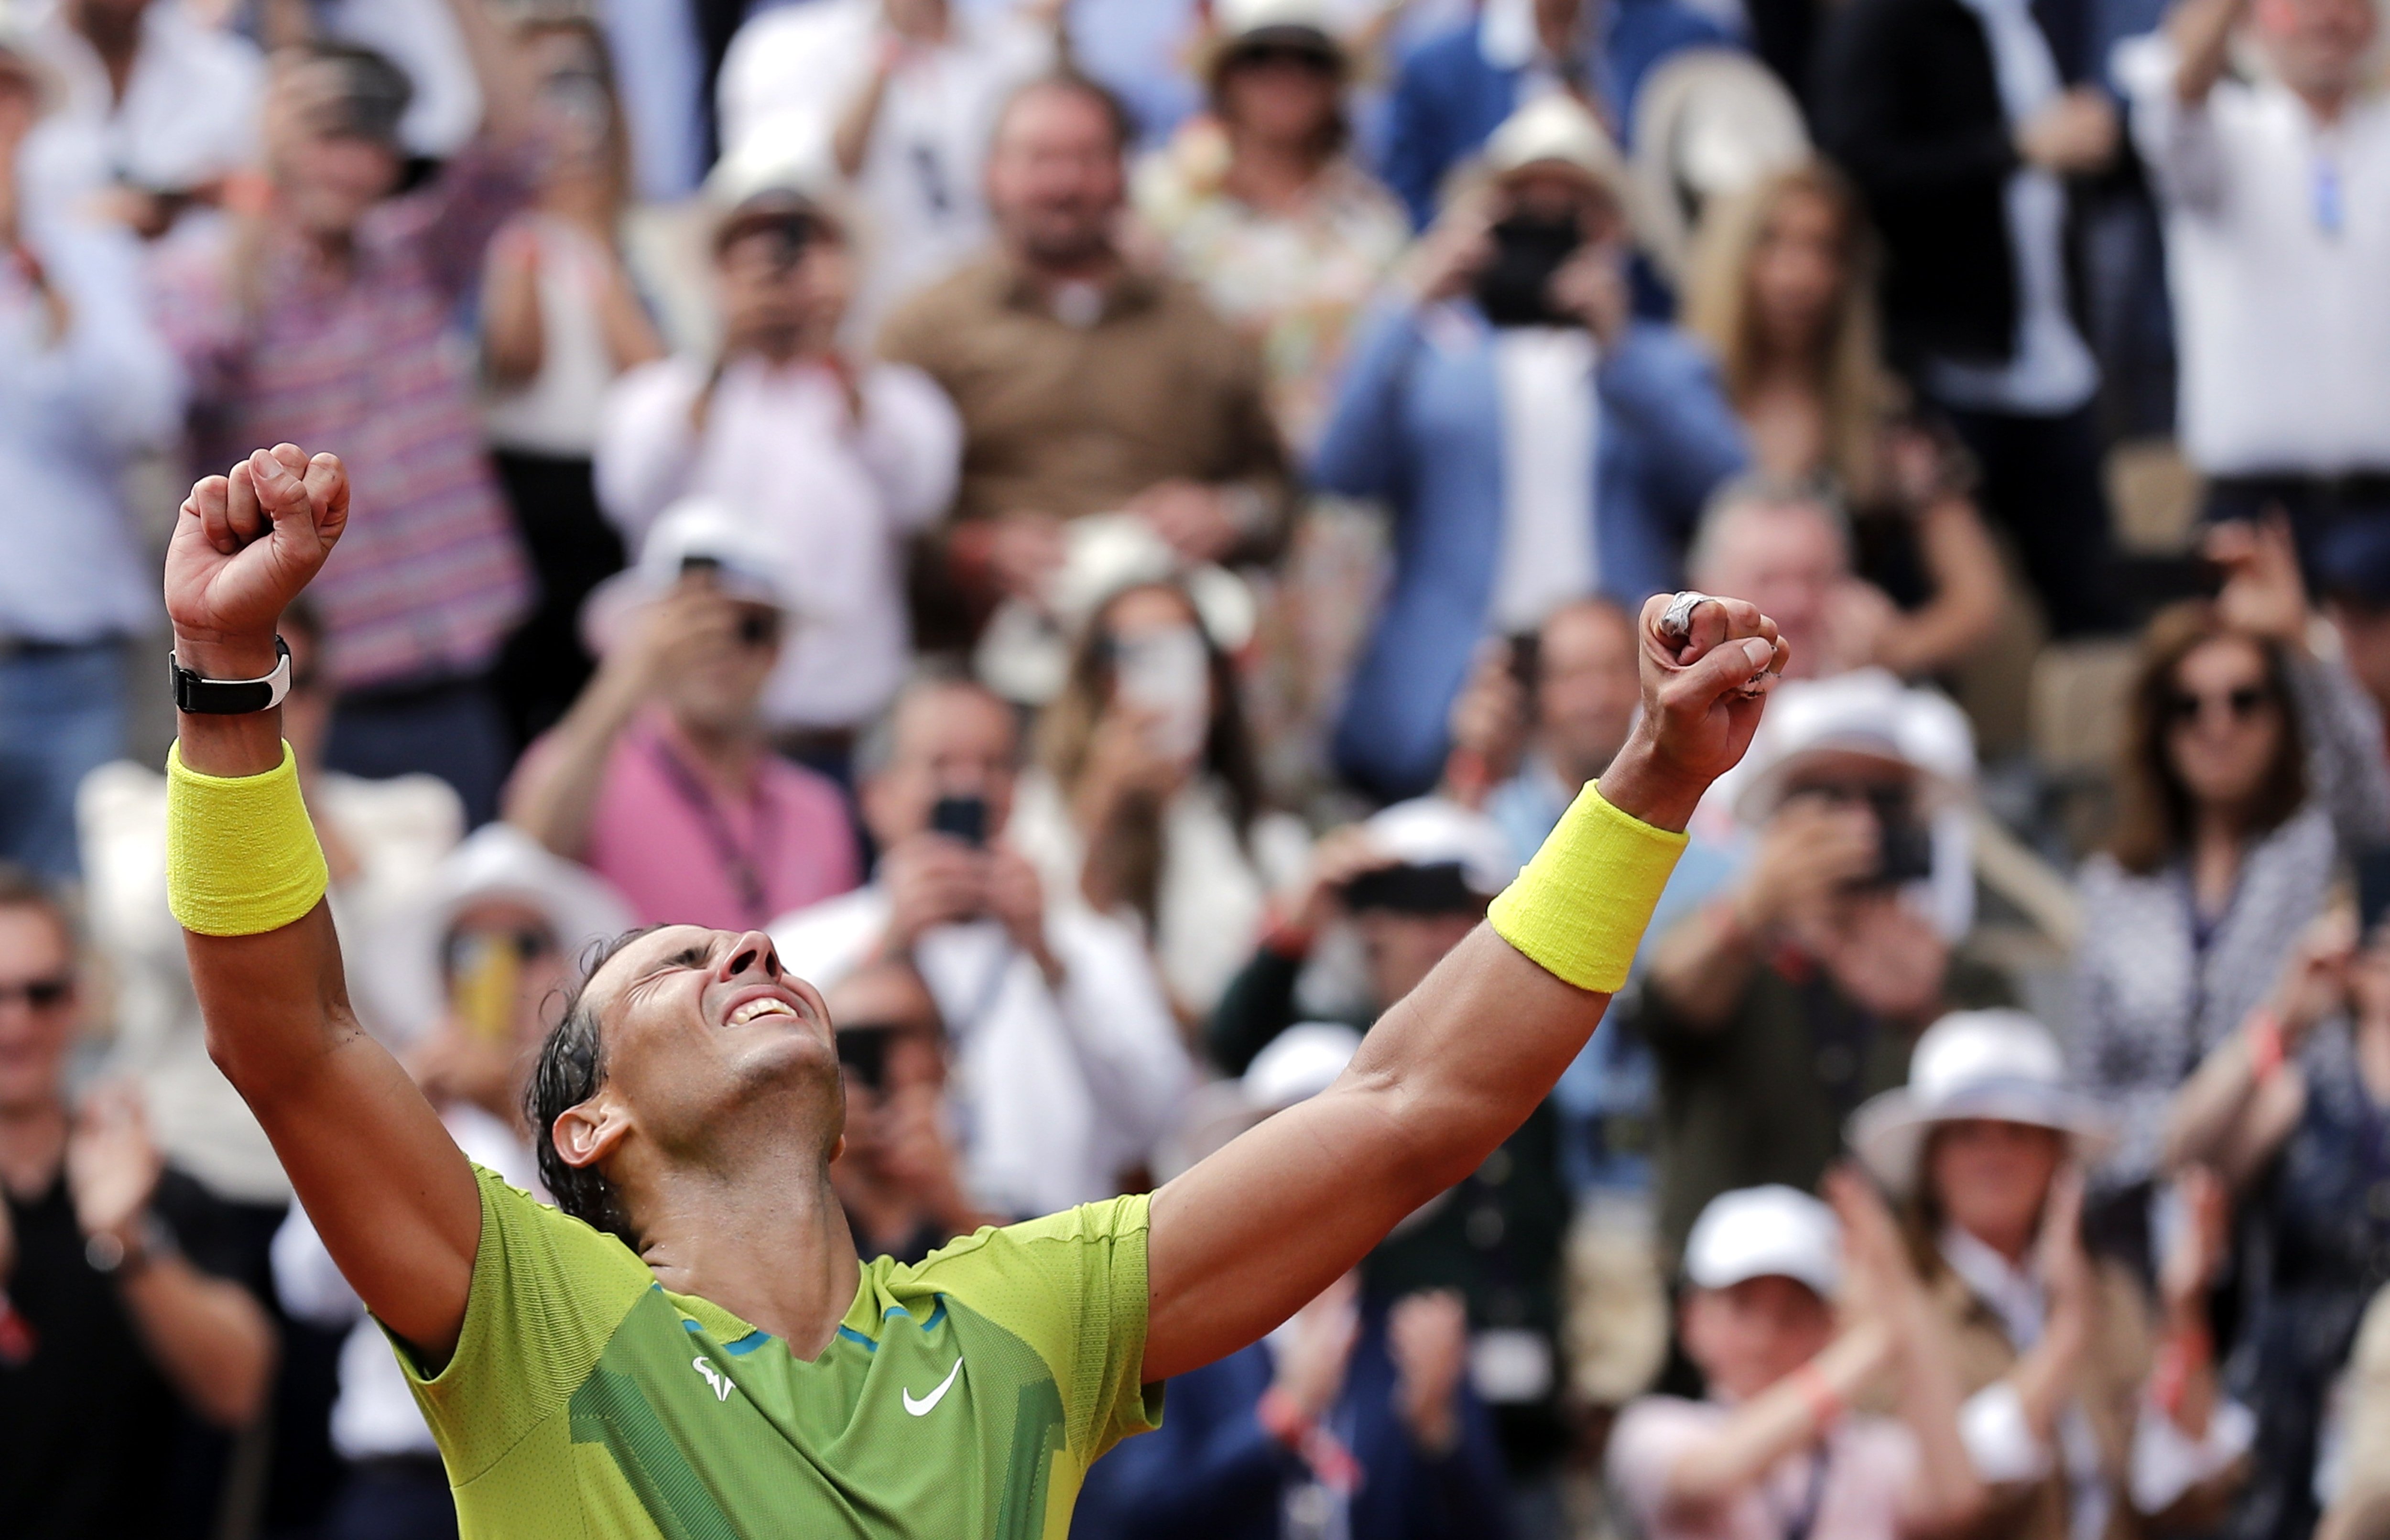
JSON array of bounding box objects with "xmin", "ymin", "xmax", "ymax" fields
[
  {"xmin": 579, "ymin": 497, "xmax": 797, "ymax": 655},
  {"xmin": 1344, "ymin": 798, "xmax": 1518, "ymax": 914},
  {"xmin": 1682, "ymin": 1185, "xmax": 1841, "ymax": 1297}
]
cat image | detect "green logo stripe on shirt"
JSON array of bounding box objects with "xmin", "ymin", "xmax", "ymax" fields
[
  {"xmin": 569, "ymin": 1366, "xmax": 741, "ymax": 1540},
  {"xmin": 994, "ymin": 1379, "xmax": 1066, "ymax": 1540}
]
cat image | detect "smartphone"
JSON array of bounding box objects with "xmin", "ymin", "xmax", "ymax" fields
[
  {"xmin": 1112, "ymin": 628, "xmax": 1210, "ymax": 760},
  {"xmin": 929, "ymin": 793, "xmax": 988, "ymax": 848},
  {"xmin": 1472, "ymin": 213, "xmax": 1584, "ymax": 328},
  {"xmin": 1871, "ymin": 790, "xmax": 1936, "ymax": 887}
]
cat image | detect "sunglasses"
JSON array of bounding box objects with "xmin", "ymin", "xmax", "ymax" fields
[
  {"xmin": 0, "ymin": 975, "xmax": 73, "ymax": 1010},
  {"xmin": 2166, "ymin": 684, "xmax": 2272, "ymax": 725}
]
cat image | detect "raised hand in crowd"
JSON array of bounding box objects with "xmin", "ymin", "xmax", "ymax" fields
[
  {"xmin": 1548, "ymin": 240, "xmax": 1633, "ymax": 348},
  {"xmin": 1269, "ymin": 1271, "xmax": 1363, "ymax": 1429},
  {"xmin": 1807, "ymin": 896, "xmax": 1952, "ymax": 1028},
  {"xmin": 2015, "ymin": 85, "xmax": 2119, "ymax": 175},
  {"xmin": 65, "ymin": 1083, "xmax": 166, "ymax": 1253},
  {"xmin": 1397, "ymin": 191, "xmax": 1495, "ymax": 304},
  {"xmin": 1271, "ymin": 823, "xmax": 1400, "ymax": 943},
  {"xmin": 877, "ymin": 822, "xmax": 1062, "ymax": 984},
  {"xmin": 2208, "ymin": 510, "xmax": 2311, "ymax": 648},
  {"xmin": 2153, "ymin": 1165, "xmax": 2232, "ymax": 1439},
  {"xmin": 2163, "ymin": 904, "xmax": 2356, "ymax": 1185},
  {"xmin": 1442, "ymin": 642, "xmax": 1530, "ymax": 807},
  {"xmin": 2001, "ymin": 1165, "xmax": 2099, "ymax": 1445},
  {"xmin": 1388, "ymin": 1288, "xmax": 1472, "ymax": 1455}
]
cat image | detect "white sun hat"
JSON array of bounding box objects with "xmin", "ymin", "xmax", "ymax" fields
[
  {"xmin": 1629, "ymin": 48, "xmax": 1811, "ymax": 282},
  {"xmin": 354, "ymin": 824, "xmax": 638, "ymax": 1046},
  {"xmin": 1241, "ymin": 1021, "xmax": 1365, "ymax": 1113},
  {"xmin": 1359, "ymin": 796, "xmax": 1520, "ymax": 900},
  {"xmin": 1730, "ymin": 668, "xmax": 1976, "ymax": 824},
  {"xmin": 1683, "ymin": 1184, "xmax": 1841, "ymax": 1297},
  {"xmin": 580, "ymin": 496, "xmax": 799, "ymax": 657},
  {"xmin": 1847, "ymin": 1009, "xmax": 2115, "ymax": 1197}
]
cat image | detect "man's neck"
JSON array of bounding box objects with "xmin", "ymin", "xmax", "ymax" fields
[
  {"xmin": 667, "ymin": 711, "xmax": 764, "ymax": 796},
  {"xmin": 635, "ymin": 1151, "xmax": 863, "ymax": 1356},
  {"xmin": 0, "ymin": 1099, "xmax": 67, "ymax": 1198}
]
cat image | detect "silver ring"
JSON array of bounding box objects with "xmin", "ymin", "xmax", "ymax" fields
[{"xmin": 1657, "ymin": 589, "xmax": 1712, "ymax": 642}]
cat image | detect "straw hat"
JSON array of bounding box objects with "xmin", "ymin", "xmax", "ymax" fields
[
  {"xmin": 1630, "ymin": 47, "xmax": 1810, "ymax": 282},
  {"xmin": 1847, "ymin": 1010, "xmax": 2115, "ymax": 1197},
  {"xmin": 1203, "ymin": 0, "xmax": 1347, "ymax": 89},
  {"xmin": 1481, "ymin": 93, "xmax": 1631, "ymax": 208}
]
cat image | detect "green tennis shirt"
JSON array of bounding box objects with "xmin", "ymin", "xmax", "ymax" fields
[{"xmin": 390, "ymin": 1167, "xmax": 1163, "ymax": 1539}]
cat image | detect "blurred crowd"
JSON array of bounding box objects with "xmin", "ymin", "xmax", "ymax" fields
[{"xmin": 5, "ymin": 0, "xmax": 2390, "ymax": 1536}]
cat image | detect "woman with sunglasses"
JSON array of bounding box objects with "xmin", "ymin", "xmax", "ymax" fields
[{"xmin": 2070, "ymin": 516, "xmax": 2390, "ymax": 1278}]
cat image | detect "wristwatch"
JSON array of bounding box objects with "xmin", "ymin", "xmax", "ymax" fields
[
  {"xmin": 85, "ymin": 1210, "xmax": 178, "ymax": 1280},
  {"xmin": 170, "ymin": 637, "xmax": 293, "ymax": 715}
]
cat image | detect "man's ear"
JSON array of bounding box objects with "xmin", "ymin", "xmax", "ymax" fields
[
  {"xmin": 829, "ymin": 1134, "xmax": 847, "ymax": 1165},
  {"xmin": 552, "ymin": 1092, "xmax": 630, "ymax": 1172}
]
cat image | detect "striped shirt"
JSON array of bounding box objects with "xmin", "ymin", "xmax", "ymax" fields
[{"xmin": 152, "ymin": 142, "xmax": 533, "ymax": 689}]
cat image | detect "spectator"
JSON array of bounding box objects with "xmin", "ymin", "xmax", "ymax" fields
[
  {"xmin": 22, "ymin": 0, "xmax": 262, "ymax": 229},
  {"xmin": 150, "ymin": 5, "xmax": 538, "ymax": 824},
  {"xmin": 81, "ymin": 601, "xmax": 461, "ymax": 1211},
  {"xmin": 2163, "ymin": 910, "xmax": 2390, "ymax": 1540},
  {"xmin": 1637, "ymin": 668, "xmax": 2001, "ymax": 1252},
  {"xmin": 2116, "ymin": 0, "xmax": 2390, "ymax": 571},
  {"xmin": 0, "ymin": 867, "xmax": 278, "ymax": 1538},
  {"xmin": 1453, "ymin": 596, "xmax": 1643, "ymax": 864},
  {"xmin": 1012, "ymin": 580, "xmax": 1311, "ymax": 1020},
  {"xmin": 1379, "ymin": 0, "xmax": 1733, "ymax": 228},
  {"xmin": 289, "ymin": 0, "xmax": 483, "ymax": 162},
  {"xmin": 1814, "ymin": 0, "xmax": 2125, "ymax": 636},
  {"xmin": 2070, "ymin": 520, "xmax": 2390, "ymax": 1259},
  {"xmin": 1849, "ymin": 1011, "xmax": 2253, "ymax": 1539},
  {"xmin": 597, "ymin": 184, "xmax": 960, "ymax": 759},
  {"xmin": 771, "ymin": 667, "xmax": 1193, "ymax": 1218},
  {"xmin": 1606, "ymin": 1178, "xmax": 1983, "ymax": 1540},
  {"xmin": 1315, "ymin": 95, "xmax": 1745, "ymax": 800},
  {"xmin": 877, "ymin": 71, "xmax": 1292, "ymax": 641},
  {"xmin": 1074, "ymin": 1030, "xmax": 1511, "ymax": 1540},
  {"xmin": 823, "ymin": 958, "xmax": 999, "ymax": 1265},
  {"xmin": 1133, "ymin": 0, "xmax": 1411, "ymax": 453},
  {"xmin": 276, "ymin": 824, "xmax": 628, "ymax": 1540},
  {"xmin": 504, "ymin": 502, "xmax": 861, "ymax": 933},
  {"xmin": 0, "ymin": 28, "xmax": 182, "ymax": 881},
  {"xmin": 480, "ymin": 13, "xmax": 666, "ymax": 749},
  {"xmin": 1682, "ymin": 164, "xmax": 2005, "ymax": 679},
  {"xmin": 715, "ymin": 0, "xmax": 1056, "ymax": 335}
]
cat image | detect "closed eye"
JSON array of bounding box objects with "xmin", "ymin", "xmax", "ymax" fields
[{"xmin": 629, "ymin": 940, "xmax": 718, "ymax": 999}]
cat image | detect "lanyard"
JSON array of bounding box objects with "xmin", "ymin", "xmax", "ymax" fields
[
  {"xmin": 1778, "ymin": 1443, "xmax": 1833, "ymax": 1540},
  {"xmin": 647, "ymin": 736, "xmax": 777, "ymax": 930}
]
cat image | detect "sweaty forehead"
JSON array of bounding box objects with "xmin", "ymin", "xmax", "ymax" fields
[{"xmin": 584, "ymin": 925, "xmax": 726, "ymax": 1012}]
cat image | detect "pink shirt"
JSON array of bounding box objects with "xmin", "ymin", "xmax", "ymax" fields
[
  {"xmin": 1608, "ymin": 1396, "xmax": 1919, "ymax": 1540},
  {"xmin": 520, "ymin": 712, "xmax": 859, "ymax": 931}
]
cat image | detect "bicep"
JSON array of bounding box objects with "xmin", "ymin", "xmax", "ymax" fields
[{"xmin": 188, "ymin": 914, "xmax": 479, "ymax": 1356}]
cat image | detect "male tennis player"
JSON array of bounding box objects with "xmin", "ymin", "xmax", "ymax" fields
[{"xmin": 163, "ymin": 444, "xmax": 1788, "ymax": 1538}]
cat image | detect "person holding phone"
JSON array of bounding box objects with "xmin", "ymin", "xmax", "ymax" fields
[
  {"xmin": 503, "ymin": 500, "xmax": 860, "ymax": 932},
  {"xmin": 1010, "ymin": 581, "xmax": 1312, "ymax": 1020},
  {"xmin": 1314, "ymin": 92, "xmax": 1747, "ymax": 801},
  {"xmin": 772, "ymin": 665, "xmax": 1195, "ymax": 1220}
]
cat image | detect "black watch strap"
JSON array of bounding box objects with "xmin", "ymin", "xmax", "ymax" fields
[{"xmin": 170, "ymin": 638, "xmax": 294, "ymax": 716}]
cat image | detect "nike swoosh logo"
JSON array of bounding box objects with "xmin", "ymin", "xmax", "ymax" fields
[{"xmin": 902, "ymin": 1356, "xmax": 964, "ymax": 1416}]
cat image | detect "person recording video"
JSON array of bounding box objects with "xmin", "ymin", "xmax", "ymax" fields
[
  {"xmin": 771, "ymin": 666, "xmax": 1194, "ymax": 1221},
  {"xmin": 1314, "ymin": 92, "xmax": 1745, "ymax": 800}
]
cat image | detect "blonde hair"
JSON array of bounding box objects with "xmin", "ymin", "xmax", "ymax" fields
[{"xmin": 1682, "ymin": 162, "xmax": 1891, "ymax": 504}]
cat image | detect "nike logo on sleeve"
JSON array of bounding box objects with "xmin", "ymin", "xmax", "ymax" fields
[{"xmin": 902, "ymin": 1357, "xmax": 964, "ymax": 1416}]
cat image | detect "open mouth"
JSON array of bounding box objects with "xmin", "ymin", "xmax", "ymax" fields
[{"xmin": 726, "ymin": 996, "xmax": 802, "ymax": 1028}]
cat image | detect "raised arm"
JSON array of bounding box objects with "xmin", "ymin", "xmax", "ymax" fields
[
  {"xmin": 165, "ymin": 445, "xmax": 480, "ymax": 1360},
  {"xmin": 1143, "ymin": 594, "xmax": 1788, "ymax": 1381}
]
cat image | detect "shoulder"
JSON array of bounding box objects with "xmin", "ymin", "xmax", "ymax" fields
[
  {"xmin": 878, "ymin": 260, "xmax": 1009, "ymax": 358},
  {"xmin": 901, "ymin": 1195, "xmax": 1153, "ymax": 1326}
]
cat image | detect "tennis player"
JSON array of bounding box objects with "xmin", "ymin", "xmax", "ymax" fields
[{"xmin": 163, "ymin": 444, "xmax": 1788, "ymax": 1538}]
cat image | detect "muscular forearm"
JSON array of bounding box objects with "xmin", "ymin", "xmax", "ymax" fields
[{"xmin": 119, "ymin": 1258, "xmax": 278, "ymax": 1429}]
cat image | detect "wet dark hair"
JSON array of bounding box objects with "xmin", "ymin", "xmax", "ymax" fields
[{"xmin": 525, "ymin": 926, "xmax": 661, "ymax": 1248}]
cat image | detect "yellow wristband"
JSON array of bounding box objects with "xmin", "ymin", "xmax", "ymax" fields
[
  {"xmin": 1488, "ymin": 781, "xmax": 1688, "ymax": 994},
  {"xmin": 165, "ymin": 740, "xmax": 330, "ymax": 938}
]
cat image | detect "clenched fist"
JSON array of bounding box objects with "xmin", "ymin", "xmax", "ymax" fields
[
  {"xmin": 1596, "ymin": 592, "xmax": 1792, "ymax": 831},
  {"xmin": 164, "ymin": 444, "xmax": 349, "ymax": 680}
]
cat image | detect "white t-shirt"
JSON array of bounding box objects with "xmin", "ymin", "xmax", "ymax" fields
[
  {"xmin": 716, "ymin": 0, "xmax": 1055, "ymax": 332},
  {"xmin": 481, "ymin": 214, "xmax": 629, "ymax": 459},
  {"xmin": 2118, "ymin": 33, "xmax": 2390, "ymax": 475},
  {"xmin": 24, "ymin": 0, "xmax": 262, "ymax": 198},
  {"xmin": 594, "ymin": 353, "xmax": 962, "ymax": 730},
  {"xmin": 1608, "ymin": 1395, "xmax": 1920, "ymax": 1540},
  {"xmin": 770, "ymin": 885, "xmax": 1194, "ymax": 1219},
  {"xmin": 1490, "ymin": 325, "xmax": 1600, "ymax": 633}
]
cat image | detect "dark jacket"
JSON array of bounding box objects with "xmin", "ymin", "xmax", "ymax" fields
[{"xmin": 1812, "ymin": 0, "xmax": 2026, "ymax": 369}]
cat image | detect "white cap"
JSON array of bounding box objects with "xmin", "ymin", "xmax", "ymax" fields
[
  {"xmin": 1847, "ymin": 1010, "xmax": 2114, "ymax": 1196},
  {"xmin": 1482, "ymin": 94, "xmax": 1629, "ymax": 203},
  {"xmin": 1733, "ymin": 669, "xmax": 1976, "ymax": 823},
  {"xmin": 581, "ymin": 497, "xmax": 798, "ymax": 655},
  {"xmin": 354, "ymin": 825, "xmax": 638, "ymax": 1045},
  {"xmin": 1683, "ymin": 1185, "xmax": 1841, "ymax": 1296},
  {"xmin": 1361, "ymin": 797, "xmax": 1519, "ymax": 897},
  {"xmin": 1241, "ymin": 1022, "xmax": 1364, "ymax": 1112}
]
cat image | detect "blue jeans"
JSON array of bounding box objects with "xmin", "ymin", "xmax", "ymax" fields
[{"xmin": 0, "ymin": 641, "xmax": 127, "ymax": 879}]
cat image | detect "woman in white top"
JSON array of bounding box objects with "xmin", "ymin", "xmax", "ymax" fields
[
  {"xmin": 479, "ymin": 15, "xmax": 665, "ymax": 746},
  {"xmin": 1014, "ymin": 580, "xmax": 1312, "ymax": 1022}
]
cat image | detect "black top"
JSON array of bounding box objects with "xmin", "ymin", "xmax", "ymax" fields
[
  {"xmin": 0, "ymin": 1166, "xmax": 258, "ymax": 1540},
  {"xmin": 1812, "ymin": 0, "xmax": 2025, "ymax": 370}
]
